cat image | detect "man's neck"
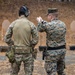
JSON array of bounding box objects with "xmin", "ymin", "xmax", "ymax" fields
[
  {"xmin": 19, "ymin": 15, "xmax": 26, "ymax": 19},
  {"xmin": 51, "ymin": 17, "xmax": 58, "ymax": 21}
]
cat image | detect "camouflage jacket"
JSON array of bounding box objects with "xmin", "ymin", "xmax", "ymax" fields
[
  {"xmin": 37, "ymin": 19, "xmax": 66, "ymax": 47},
  {"xmin": 4, "ymin": 15, "xmax": 39, "ymax": 47}
]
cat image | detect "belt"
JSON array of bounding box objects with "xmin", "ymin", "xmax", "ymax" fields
[
  {"xmin": 47, "ymin": 45, "xmax": 66, "ymax": 50},
  {"xmin": 14, "ymin": 46, "xmax": 32, "ymax": 54}
]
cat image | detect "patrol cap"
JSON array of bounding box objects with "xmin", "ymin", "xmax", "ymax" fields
[{"xmin": 47, "ymin": 8, "xmax": 58, "ymax": 15}]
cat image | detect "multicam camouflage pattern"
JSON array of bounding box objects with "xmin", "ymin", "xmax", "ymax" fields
[
  {"xmin": 4, "ymin": 15, "xmax": 38, "ymax": 75},
  {"xmin": 11, "ymin": 53, "xmax": 34, "ymax": 75},
  {"xmin": 37, "ymin": 19, "xmax": 66, "ymax": 75}
]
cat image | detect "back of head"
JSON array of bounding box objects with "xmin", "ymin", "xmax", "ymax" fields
[{"xmin": 19, "ymin": 6, "xmax": 30, "ymax": 17}]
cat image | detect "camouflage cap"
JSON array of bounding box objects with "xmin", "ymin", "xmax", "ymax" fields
[{"xmin": 47, "ymin": 8, "xmax": 58, "ymax": 15}]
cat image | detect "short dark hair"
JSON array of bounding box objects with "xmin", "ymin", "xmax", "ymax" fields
[
  {"xmin": 19, "ymin": 10, "xmax": 25, "ymax": 17},
  {"xmin": 52, "ymin": 12, "xmax": 58, "ymax": 17},
  {"xmin": 48, "ymin": 12, "xmax": 58, "ymax": 18}
]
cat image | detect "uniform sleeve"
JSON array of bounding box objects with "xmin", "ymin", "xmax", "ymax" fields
[
  {"xmin": 4, "ymin": 22, "xmax": 15, "ymax": 46},
  {"xmin": 31, "ymin": 24, "xmax": 39, "ymax": 46},
  {"xmin": 37, "ymin": 21, "xmax": 47, "ymax": 32},
  {"xmin": 64, "ymin": 23, "xmax": 67, "ymax": 34}
]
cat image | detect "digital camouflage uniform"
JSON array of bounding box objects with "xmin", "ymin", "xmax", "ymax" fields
[
  {"xmin": 4, "ymin": 15, "xmax": 38, "ymax": 75},
  {"xmin": 37, "ymin": 19, "xmax": 66, "ymax": 75}
]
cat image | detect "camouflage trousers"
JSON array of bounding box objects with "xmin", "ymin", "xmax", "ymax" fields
[
  {"xmin": 10, "ymin": 53, "xmax": 34, "ymax": 75},
  {"xmin": 44, "ymin": 49, "xmax": 66, "ymax": 75}
]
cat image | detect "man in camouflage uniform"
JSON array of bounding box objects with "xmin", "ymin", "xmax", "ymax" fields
[
  {"xmin": 37, "ymin": 8, "xmax": 66, "ymax": 75},
  {"xmin": 4, "ymin": 6, "xmax": 38, "ymax": 75}
]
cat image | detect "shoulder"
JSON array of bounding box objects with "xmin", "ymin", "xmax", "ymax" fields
[
  {"xmin": 45, "ymin": 21, "xmax": 54, "ymax": 28},
  {"xmin": 58, "ymin": 20, "xmax": 66, "ymax": 28},
  {"xmin": 51, "ymin": 20, "xmax": 66, "ymax": 27},
  {"xmin": 9, "ymin": 20, "xmax": 17, "ymax": 28},
  {"xmin": 28, "ymin": 21, "xmax": 36, "ymax": 29}
]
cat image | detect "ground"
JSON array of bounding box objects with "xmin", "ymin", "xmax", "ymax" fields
[{"xmin": 0, "ymin": 50, "xmax": 75, "ymax": 75}]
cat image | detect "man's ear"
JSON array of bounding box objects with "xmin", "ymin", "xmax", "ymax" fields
[{"xmin": 25, "ymin": 12, "xmax": 29, "ymax": 17}]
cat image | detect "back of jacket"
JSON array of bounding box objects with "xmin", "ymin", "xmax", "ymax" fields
[
  {"xmin": 13, "ymin": 17, "xmax": 31, "ymax": 46},
  {"xmin": 4, "ymin": 16, "xmax": 38, "ymax": 48}
]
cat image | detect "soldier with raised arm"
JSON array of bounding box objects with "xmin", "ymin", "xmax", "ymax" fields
[
  {"xmin": 4, "ymin": 6, "xmax": 38, "ymax": 75},
  {"xmin": 37, "ymin": 8, "xmax": 66, "ymax": 75}
]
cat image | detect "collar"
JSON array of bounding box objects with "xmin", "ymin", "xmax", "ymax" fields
[
  {"xmin": 51, "ymin": 18, "xmax": 58, "ymax": 22},
  {"xmin": 19, "ymin": 15, "xmax": 27, "ymax": 19}
]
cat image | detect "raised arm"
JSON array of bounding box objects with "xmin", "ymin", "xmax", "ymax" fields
[{"xmin": 37, "ymin": 17, "xmax": 47, "ymax": 32}]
